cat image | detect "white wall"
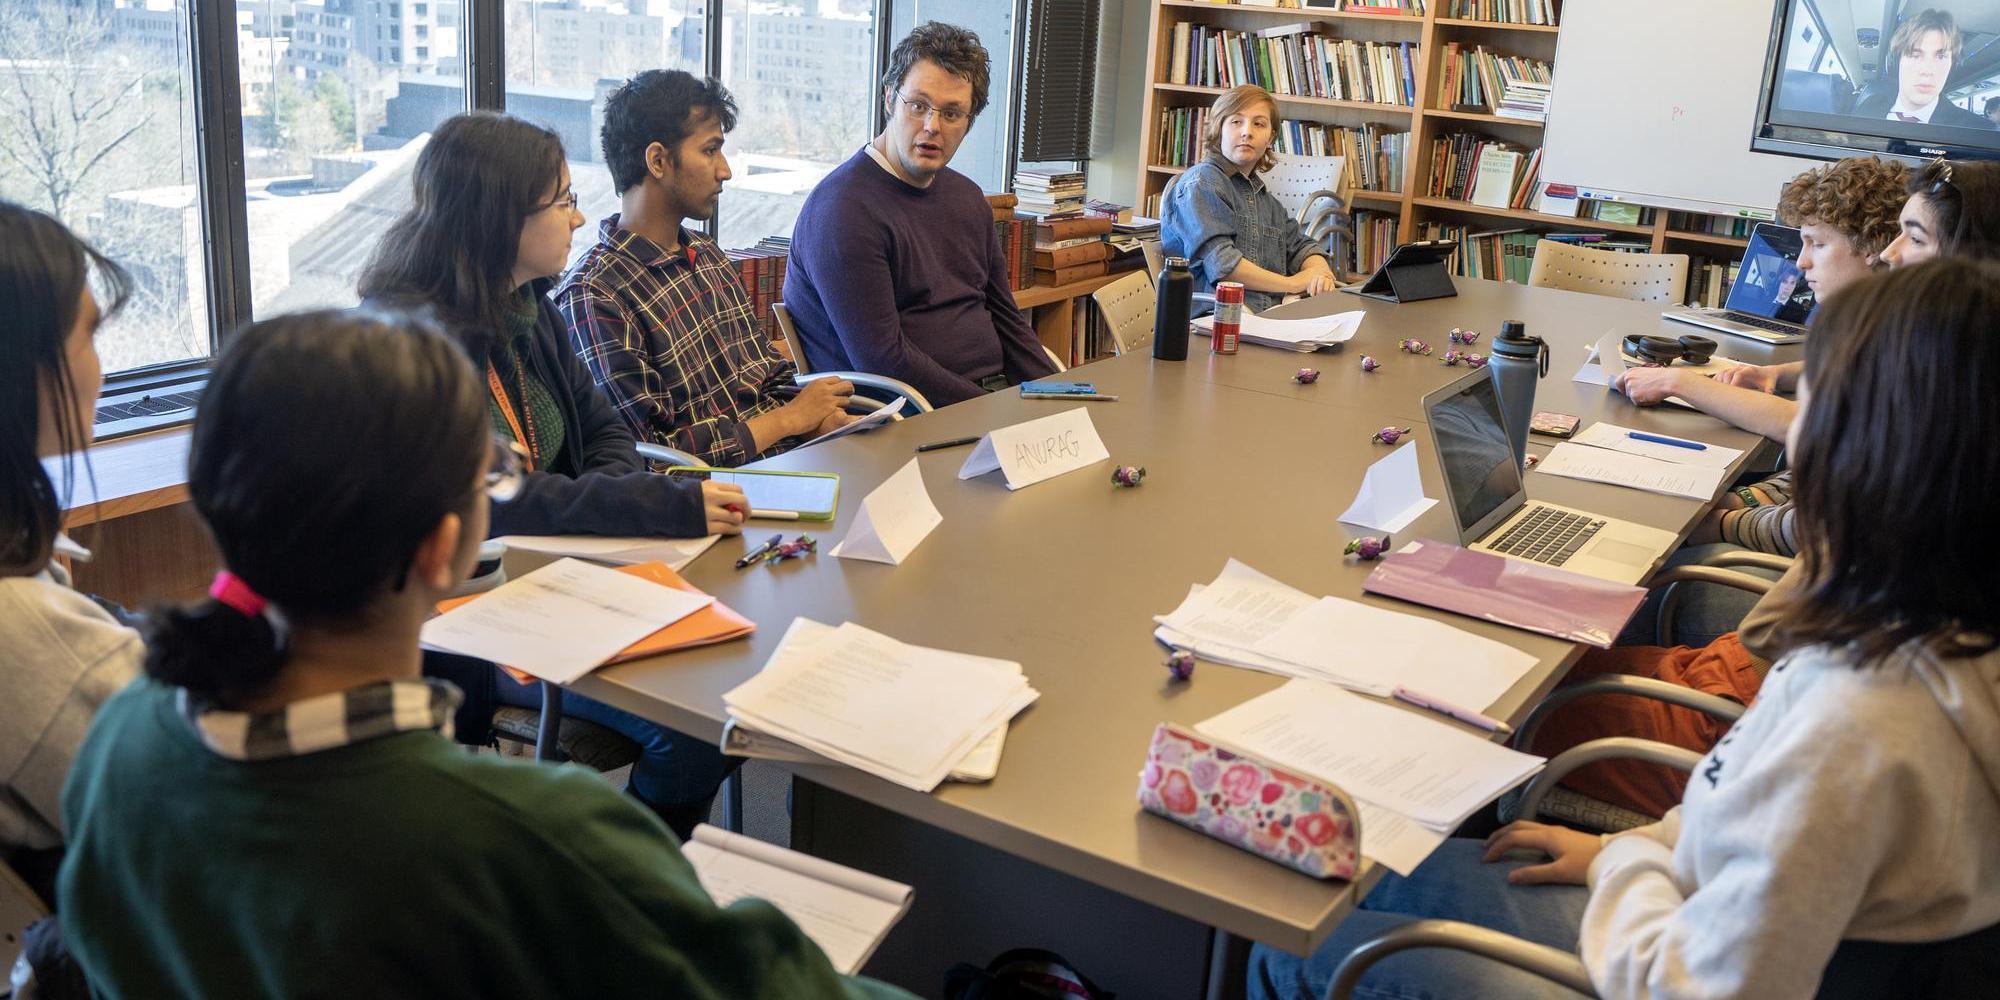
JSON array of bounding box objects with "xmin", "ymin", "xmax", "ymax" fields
[{"xmin": 1085, "ymin": 0, "xmax": 1153, "ymax": 209}]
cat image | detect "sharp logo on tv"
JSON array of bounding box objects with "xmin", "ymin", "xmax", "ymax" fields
[{"xmin": 1756, "ymin": 2, "xmax": 2000, "ymax": 163}]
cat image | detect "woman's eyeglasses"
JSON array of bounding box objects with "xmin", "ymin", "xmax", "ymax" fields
[
  {"xmin": 539, "ymin": 190, "xmax": 579, "ymax": 214},
  {"xmin": 487, "ymin": 436, "xmax": 529, "ymax": 502}
]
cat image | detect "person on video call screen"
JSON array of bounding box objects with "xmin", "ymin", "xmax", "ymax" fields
[
  {"xmin": 1851, "ymin": 8, "xmax": 1992, "ymax": 128},
  {"xmin": 1778, "ymin": 5, "xmax": 1996, "ymax": 133}
]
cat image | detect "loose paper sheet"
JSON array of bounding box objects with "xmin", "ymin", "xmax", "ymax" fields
[
  {"xmin": 497, "ymin": 534, "xmax": 719, "ymax": 571},
  {"xmin": 796, "ymin": 395, "xmax": 904, "ymax": 450},
  {"xmin": 681, "ymin": 824, "xmax": 911, "ymax": 975},
  {"xmin": 957, "ymin": 407, "xmax": 1111, "ymax": 490},
  {"xmin": 419, "ymin": 558, "xmax": 714, "ymax": 683},
  {"xmin": 1535, "ymin": 442, "xmax": 1729, "ymax": 501},
  {"xmin": 829, "ymin": 459, "xmax": 941, "ymax": 565},
  {"xmin": 1571, "ymin": 421, "xmax": 1744, "ymax": 469},
  {"xmin": 1337, "ymin": 442, "xmax": 1438, "ymax": 536},
  {"xmin": 1196, "ymin": 679, "xmax": 1543, "ymax": 831},
  {"xmin": 1251, "ymin": 596, "xmax": 1539, "ymax": 710}
]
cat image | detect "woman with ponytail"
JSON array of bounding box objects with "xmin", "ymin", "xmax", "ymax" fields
[
  {"xmin": 57, "ymin": 309, "xmax": 912, "ymax": 1000},
  {"xmin": 0, "ymin": 202, "xmax": 140, "ymax": 900}
]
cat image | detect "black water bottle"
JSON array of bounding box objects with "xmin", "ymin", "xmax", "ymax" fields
[
  {"xmin": 1489, "ymin": 320, "xmax": 1549, "ymax": 472},
  {"xmin": 1153, "ymin": 256, "xmax": 1193, "ymax": 362}
]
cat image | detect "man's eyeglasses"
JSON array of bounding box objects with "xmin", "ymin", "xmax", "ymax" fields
[
  {"xmin": 895, "ymin": 91, "xmax": 970, "ymax": 128},
  {"xmin": 538, "ymin": 189, "xmax": 579, "ymax": 214},
  {"xmin": 487, "ymin": 436, "xmax": 530, "ymax": 502}
]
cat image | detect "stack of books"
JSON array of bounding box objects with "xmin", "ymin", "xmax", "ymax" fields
[
  {"xmin": 721, "ymin": 618, "xmax": 1039, "ymax": 793},
  {"xmin": 1668, "ymin": 212, "xmax": 1755, "ymax": 239},
  {"xmin": 1273, "ymin": 120, "xmax": 1407, "ymax": 193},
  {"xmin": 987, "ymin": 193, "xmax": 1033, "ymax": 292},
  {"xmin": 1014, "ymin": 169, "xmax": 1086, "ymax": 216},
  {"xmin": 1032, "ymin": 213, "xmax": 1115, "ymax": 287},
  {"xmin": 1686, "ymin": 255, "xmax": 1742, "ymax": 307},
  {"xmin": 1168, "ymin": 22, "xmax": 1418, "ymax": 107},
  {"xmin": 726, "ymin": 236, "xmax": 791, "ymax": 343},
  {"xmin": 1438, "ymin": 44, "xmax": 1551, "ymax": 122}
]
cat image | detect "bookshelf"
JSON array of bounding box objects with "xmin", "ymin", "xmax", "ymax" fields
[{"xmin": 1135, "ymin": 0, "xmax": 1752, "ymax": 303}]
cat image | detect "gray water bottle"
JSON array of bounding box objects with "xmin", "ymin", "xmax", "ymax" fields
[
  {"xmin": 1489, "ymin": 320, "xmax": 1548, "ymax": 471},
  {"xmin": 1153, "ymin": 257, "xmax": 1193, "ymax": 362}
]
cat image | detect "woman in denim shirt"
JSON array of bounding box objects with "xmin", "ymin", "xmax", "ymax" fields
[{"xmin": 1160, "ymin": 84, "xmax": 1339, "ymax": 315}]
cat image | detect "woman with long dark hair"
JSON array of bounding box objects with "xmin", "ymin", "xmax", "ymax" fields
[
  {"xmin": 56, "ymin": 310, "xmax": 912, "ymax": 998},
  {"xmin": 359, "ymin": 112, "xmax": 744, "ymax": 837},
  {"xmin": 358, "ymin": 110, "xmax": 745, "ymax": 540},
  {"xmin": 0, "ymin": 202, "xmax": 140, "ymax": 900},
  {"xmin": 1249, "ymin": 260, "xmax": 2000, "ymax": 998}
]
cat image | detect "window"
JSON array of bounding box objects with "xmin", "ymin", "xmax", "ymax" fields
[
  {"xmin": 237, "ymin": 0, "xmax": 464, "ymax": 317},
  {"xmin": 890, "ymin": 0, "xmax": 1015, "ymax": 193},
  {"xmin": 717, "ymin": 0, "xmax": 879, "ymax": 248},
  {"xmin": 0, "ymin": 0, "xmax": 211, "ymax": 375},
  {"xmin": 505, "ymin": 0, "xmax": 704, "ymax": 266}
]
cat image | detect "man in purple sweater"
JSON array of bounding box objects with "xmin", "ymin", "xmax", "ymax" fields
[{"xmin": 784, "ymin": 22, "xmax": 1057, "ymax": 407}]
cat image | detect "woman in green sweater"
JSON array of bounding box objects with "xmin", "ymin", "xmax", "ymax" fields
[{"xmin": 57, "ymin": 309, "xmax": 910, "ymax": 1000}]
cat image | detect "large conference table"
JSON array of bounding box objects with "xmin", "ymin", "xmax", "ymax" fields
[{"xmin": 571, "ymin": 279, "xmax": 1794, "ymax": 997}]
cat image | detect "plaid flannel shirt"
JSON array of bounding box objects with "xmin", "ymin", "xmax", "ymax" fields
[{"xmin": 557, "ymin": 216, "xmax": 797, "ymax": 467}]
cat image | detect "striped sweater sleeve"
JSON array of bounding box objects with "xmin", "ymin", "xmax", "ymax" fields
[{"xmin": 1718, "ymin": 470, "xmax": 1798, "ymax": 557}]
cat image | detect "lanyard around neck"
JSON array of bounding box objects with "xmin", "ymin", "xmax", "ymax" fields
[{"xmin": 486, "ymin": 359, "xmax": 541, "ymax": 472}]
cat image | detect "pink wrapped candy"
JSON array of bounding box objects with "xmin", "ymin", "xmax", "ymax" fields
[
  {"xmin": 1400, "ymin": 338, "xmax": 1433, "ymax": 356},
  {"xmin": 1344, "ymin": 535, "xmax": 1392, "ymax": 560},
  {"xmin": 1465, "ymin": 352, "xmax": 1488, "ymax": 369},
  {"xmin": 1450, "ymin": 328, "xmax": 1480, "ymax": 345},
  {"xmin": 1112, "ymin": 465, "xmax": 1147, "ymax": 488},
  {"xmin": 1372, "ymin": 426, "xmax": 1411, "ymax": 446},
  {"xmin": 1441, "ymin": 349, "xmax": 1465, "ymax": 367},
  {"xmin": 1359, "ymin": 355, "xmax": 1382, "ymax": 373},
  {"xmin": 1294, "ymin": 367, "xmax": 1320, "ymax": 384},
  {"xmin": 1165, "ymin": 649, "xmax": 1196, "ymax": 681}
]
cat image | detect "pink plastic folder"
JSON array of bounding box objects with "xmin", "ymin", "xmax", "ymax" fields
[{"xmin": 1361, "ymin": 539, "xmax": 1646, "ymax": 648}]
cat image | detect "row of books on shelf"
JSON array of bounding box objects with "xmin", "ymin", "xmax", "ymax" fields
[
  {"xmin": 725, "ymin": 237, "xmax": 790, "ymax": 342},
  {"xmin": 1667, "ymin": 212, "xmax": 1756, "ymax": 239},
  {"xmin": 1426, "ymin": 133, "xmax": 1543, "ymax": 210},
  {"xmin": 1686, "ymin": 255, "xmax": 1742, "ymax": 308},
  {"xmin": 1167, "ymin": 22, "xmax": 1419, "ymax": 107},
  {"xmin": 1278, "ymin": 120, "xmax": 1408, "ymax": 192},
  {"xmin": 1437, "ymin": 43, "xmax": 1551, "ymax": 122},
  {"xmin": 1443, "ymin": 0, "xmax": 1557, "ymax": 25},
  {"xmin": 1344, "ymin": 209, "xmax": 1403, "ymax": 275},
  {"xmin": 1202, "ymin": 0, "xmax": 1427, "ymax": 16},
  {"xmin": 1413, "ymin": 222, "xmax": 1540, "ymax": 282}
]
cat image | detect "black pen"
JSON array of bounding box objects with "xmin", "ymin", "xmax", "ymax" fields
[
  {"xmin": 735, "ymin": 533, "xmax": 784, "ymax": 569},
  {"xmin": 916, "ymin": 436, "xmax": 981, "ymax": 453}
]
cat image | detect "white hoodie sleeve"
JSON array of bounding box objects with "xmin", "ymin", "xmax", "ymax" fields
[{"xmin": 1577, "ymin": 663, "xmax": 1916, "ymax": 1000}]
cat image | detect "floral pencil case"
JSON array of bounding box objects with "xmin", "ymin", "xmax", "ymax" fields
[{"xmin": 1136, "ymin": 723, "xmax": 1360, "ymax": 880}]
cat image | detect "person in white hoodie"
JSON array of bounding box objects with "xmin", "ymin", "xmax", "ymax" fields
[
  {"xmin": 0, "ymin": 203, "xmax": 143, "ymax": 905},
  {"xmin": 1249, "ymin": 257, "xmax": 2000, "ymax": 1000}
]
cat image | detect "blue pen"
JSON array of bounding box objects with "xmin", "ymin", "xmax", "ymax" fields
[{"xmin": 1628, "ymin": 430, "xmax": 1706, "ymax": 451}]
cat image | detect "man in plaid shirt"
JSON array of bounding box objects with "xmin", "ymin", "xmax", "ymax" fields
[{"xmin": 557, "ymin": 70, "xmax": 854, "ymax": 468}]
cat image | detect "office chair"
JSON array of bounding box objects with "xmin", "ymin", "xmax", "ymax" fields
[
  {"xmin": 1528, "ymin": 240, "xmax": 1690, "ymax": 304},
  {"xmin": 772, "ymin": 302, "xmax": 935, "ymax": 416}
]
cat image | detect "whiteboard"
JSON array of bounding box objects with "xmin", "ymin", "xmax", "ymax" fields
[{"xmin": 1541, "ymin": 0, "xmax": 1816, "ymax": 217}]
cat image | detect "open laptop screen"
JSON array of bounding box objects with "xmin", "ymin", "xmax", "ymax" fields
[
  {"xmin": 1723, "ymin": 224, "xmax": 1815, "ymax": 324},
  {"xmin": 1426, "ymin": 371, "xmax": 1524, "ymax": 539}
]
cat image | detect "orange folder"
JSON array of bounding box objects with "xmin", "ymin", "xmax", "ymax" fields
[{"xmin": 435, "ymin": 561, "xmax": 754, "ymax": 685}]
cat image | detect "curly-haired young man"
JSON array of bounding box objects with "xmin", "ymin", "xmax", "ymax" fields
[
  {"xmin": 556, "ymin": 70, "xmax": 856, "ymax": 467},
  {"xmin": 782, "ymin": 22, "xmax": 1056, "ymax": 407},
  {"xmin": 1615, "ymin": 156, "xmax": 1908, "ymax": 441}
]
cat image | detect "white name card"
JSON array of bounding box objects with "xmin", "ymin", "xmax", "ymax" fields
[
  {"xmin": 828, "ymin": 458, "xmax": 942, "ymax": 565},
  {"xmin": 956, "ymin": 407, "xmax": 1110, "ymax": 491}
]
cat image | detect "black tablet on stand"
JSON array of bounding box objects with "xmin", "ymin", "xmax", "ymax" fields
[{"xmin": 1343, "ymin": 239, "xmax": 1459, "ymax": 303}]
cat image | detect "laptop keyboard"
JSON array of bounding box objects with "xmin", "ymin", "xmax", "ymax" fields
[
  {"xmin": 1489, "ymin": 506, "xmax": 1606, "ymax": 567},
  {"xmin": 1719, "ymin": 311, "xmax": 1799, "ymax": 334}
]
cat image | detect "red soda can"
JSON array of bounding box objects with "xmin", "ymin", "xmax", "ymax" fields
[{"xmin": 1212, "ymin": 281, "xmax": 1243, "ymax": 354}]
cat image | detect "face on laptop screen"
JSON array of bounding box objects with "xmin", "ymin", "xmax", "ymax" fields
[
  {"xmin": 1428, "ymin": 374, "xmax": 1524, "ymax": 536},
  {"xmin": 1725, "ymin": 225, "xmax": 1816, "ymax": 323}
]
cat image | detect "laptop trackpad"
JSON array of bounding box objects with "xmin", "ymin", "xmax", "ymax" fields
[{"xmin": 1590, "ymin": 539, "xmax": 1656, "ymax": 566}]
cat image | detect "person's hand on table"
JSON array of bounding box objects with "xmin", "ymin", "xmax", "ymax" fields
[
  {"xmin": 1294, "ymin": 260, "xmax": 1339, "ymax": 297},
  {"xmin": 1713, "ymin": 363, "xmax": 1782, "ymax": 394},
  {"xmin": 701, "ymin": 481, "xmax": 748, "ymax": 536},
  {"xmin": 1614, "ymin": 366, "xmax": 1697, "ymax": 406},
  {"xmin": 1483, "ymin": 820, "xmax": 1606, "ymax": 886},
  {"xmin": 782, "ymin": 375, "xmax": 855, "ymax": 435},
  {"xmin": 808, "ymin": 408, "xmax": 856, "ymax": 437}
]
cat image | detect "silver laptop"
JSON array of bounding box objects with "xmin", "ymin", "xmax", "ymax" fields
[
  {"xmin": 1422, "ymin": 368, "xmax": 1676, "ymax": 585},
  {"xmin": 1661, "ymin": 223, "xmax": 1813, "ymax": 345}
]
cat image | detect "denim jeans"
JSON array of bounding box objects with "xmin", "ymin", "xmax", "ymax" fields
[
  {"xmin": 1248, "ymin": 839, "xmax": 1591, "ymax": 1000},
  {"xmin": 491, "ymin": 668, "xmax": 739, "ymax": 818},
  {"xmin": 1617, "ymin": 542, "xmax": 1785, "ymax": 649}
]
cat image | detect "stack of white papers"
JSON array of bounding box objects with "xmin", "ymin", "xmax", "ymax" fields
[
  {"xmin": 680, "ymin": 824, "xmax": 913, "ymax": 975},
  {"xmin": 419, "ymin": 558, "xmax": 715, "ymax": 683},
  {"xmin": 1154, "ymin": 560, "xmax": 1537, "ymax": 708},
  {"xmin": 1536, "ymin": 441, "xmax": 1729, "ymax": 501},
  {"xmin": 496, "ymin": 534, "xmax": 719, "ymax": 571},
  {"xmin": 722, "ymin": 619, "xmax": 1038, "ymax": 792},
  {"xmin": 1197, "ymin": 680, "xmax": 1545, "ymax": 874},
  {"xmin": 1193, "ymin": 309, "xmax": 1365, "ymax": 352}
]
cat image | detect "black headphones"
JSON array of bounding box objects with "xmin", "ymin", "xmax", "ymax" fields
[{"xmin": 1623, "ymin": 333, "xmax": 1717, "ymax": 367}]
